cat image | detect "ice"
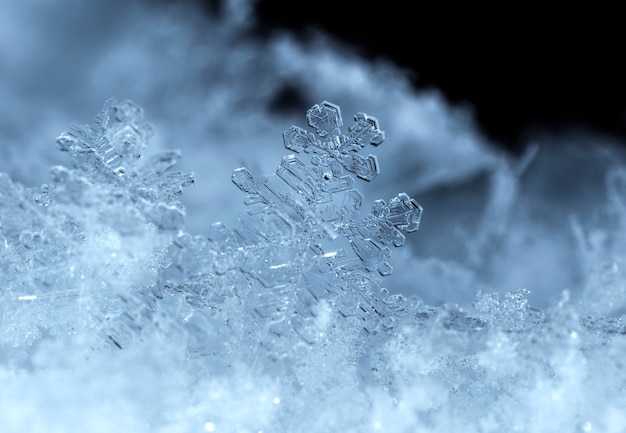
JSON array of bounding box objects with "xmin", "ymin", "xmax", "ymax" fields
[
  {"xmin": 0, "ymin": 99, "xmax": 193, "ymax": 359},
  {"xmin": 2, "ymin": 3, "xmax": 626, "ymax": 425},
  {"xmin": 1, "ymin": 97, "xmax": 625, "ymax": 432},
  {"xmin": 161, "ymin": 101, "xmax": 423, "ymax": 368}
]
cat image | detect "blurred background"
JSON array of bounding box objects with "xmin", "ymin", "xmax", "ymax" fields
[
  {"xmin": 251, "ymin": 0, "xmax": 626, "ymax": 154},
  {"xmin": 1, "ymin": 0, "xmax": 624, "ymax": 311}
]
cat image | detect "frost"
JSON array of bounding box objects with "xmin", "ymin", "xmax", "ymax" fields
[{"xmin": 1, "ymin": 99, "xmax": 626, "ymax": 433}]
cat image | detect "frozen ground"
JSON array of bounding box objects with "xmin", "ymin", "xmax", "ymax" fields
[{"xmin": 1, "ymin": 1, "xmax": 625, "ymax": 432}]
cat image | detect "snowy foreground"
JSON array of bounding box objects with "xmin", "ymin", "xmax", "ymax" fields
[
  {"xmin": 2, "ymin": 2, "xmax": 626, "ymax": 431},
  {"xmin": 1, "ymin": 98, "xmax": 625, "ymax": 433}
]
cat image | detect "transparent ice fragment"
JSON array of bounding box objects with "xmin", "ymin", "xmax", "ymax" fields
[
  {"xmin": 306, "ymin": 101, "xmax": 342, "ymax": 138},
  {"xmin": 283, "ymin": 126, "xmax": 314, "ymax": 153},
  {"xmin": 348, "ymin": 112, "xmax": 385, "ymax": 147},
  {"xmin": 386, "ymin": 192, "xmax": 422, "ymax": 232},
  {"xmin": 232, "ymin": 167, "xmax": 259, "ymax": 195},
  {"xmin": 341, "ymin": 153, "xmax": 380, "ymax": 181},
  {"xmin": 55, "ymin": 98, "xmax": 161, "ymax": 184}
]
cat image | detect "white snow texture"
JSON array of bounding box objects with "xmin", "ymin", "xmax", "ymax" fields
[{"xmin": 1, "ymin": 1, "xmax": 625, "ymax": 432}]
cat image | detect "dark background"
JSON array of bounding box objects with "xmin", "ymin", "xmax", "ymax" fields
[{"xmin": 191, "ymin": 0, "xmax": 625, "ymax": 154}]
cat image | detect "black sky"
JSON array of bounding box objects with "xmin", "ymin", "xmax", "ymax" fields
[{"xmin": 190, "ymin": 0, "xmax": 625, "ymax": 154}]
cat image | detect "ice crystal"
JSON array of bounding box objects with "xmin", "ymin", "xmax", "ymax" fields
[
  {"xmin": 162, "ymin": 101, "xmax": 422, "ymax": 366},
  {"xmin": 53, "ymin": 99, "xmax": 194, "ymax": 230},
  {"xmin": 0, "ymin": 98, "xmax": 194, "ymax": 351},
  {"xmin": 3, "ymin": 97, "xmax": 626, "ymax": 433}
]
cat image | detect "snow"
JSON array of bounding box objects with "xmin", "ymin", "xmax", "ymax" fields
[{"xmin": 0, "ymin": 1, "xmax": 625, "ymax": 432}]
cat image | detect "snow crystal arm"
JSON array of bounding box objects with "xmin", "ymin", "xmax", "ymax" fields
[{"xmin": 56, "ymin": 99, "xmax": 154, "ymax": 181}]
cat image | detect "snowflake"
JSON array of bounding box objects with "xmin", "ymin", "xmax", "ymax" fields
[{"xmin": 164, "ymin": 101, "xmax": 423, "ymax": 364}]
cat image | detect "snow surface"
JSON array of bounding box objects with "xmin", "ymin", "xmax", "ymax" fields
[{"xmin": 1, "ymin": 1, "xmax": 625, "ymax": 432}]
